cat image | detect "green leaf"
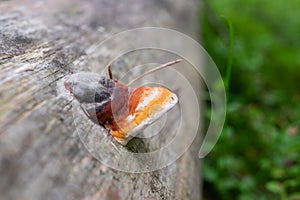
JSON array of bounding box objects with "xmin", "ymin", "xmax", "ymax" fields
[{"xmin": 265, "ymin": 181, "xmax": 283, "ymax": 194}]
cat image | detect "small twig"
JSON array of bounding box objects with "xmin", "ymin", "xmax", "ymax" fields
[{"xmin": 127, "ymin": 59, "xmax": 182, "ymax": 86}]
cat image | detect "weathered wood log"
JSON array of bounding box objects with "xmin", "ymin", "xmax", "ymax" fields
[{"xmin": 0, "ymin": 0, "xmax": 201, "ymax": 199}]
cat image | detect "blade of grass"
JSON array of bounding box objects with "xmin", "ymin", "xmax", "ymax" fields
[{"xmin": 221, "ymin": 16, "xmax": 234, "ymax": 103}]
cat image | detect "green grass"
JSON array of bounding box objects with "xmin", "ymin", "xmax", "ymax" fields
[{"xmin": 201, "ymin": 0, "xmax": 300, "ymax": 199}]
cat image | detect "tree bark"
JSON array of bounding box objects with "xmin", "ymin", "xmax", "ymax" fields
[{"xmin": 0, "ymin": 0, "xmax": 201, "ymax": 199}]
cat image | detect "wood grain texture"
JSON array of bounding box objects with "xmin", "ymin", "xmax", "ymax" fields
[{"xmin": 0, "ymin": 0, "xmax": 201, "ymax": 199}]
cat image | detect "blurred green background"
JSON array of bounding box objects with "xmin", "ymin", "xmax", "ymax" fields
[{"xmin": 201, "ymin": 0, "xmax": 300, "ymax": 199}]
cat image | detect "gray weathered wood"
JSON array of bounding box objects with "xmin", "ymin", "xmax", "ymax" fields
[{"xmin": 0, "ymin": 0, "xmax": 201, "ymax": 199}]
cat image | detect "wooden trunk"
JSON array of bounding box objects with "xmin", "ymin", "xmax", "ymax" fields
[{"xmin": 0, "ymin": 0, "xmax": 201, "ymax": 199}]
